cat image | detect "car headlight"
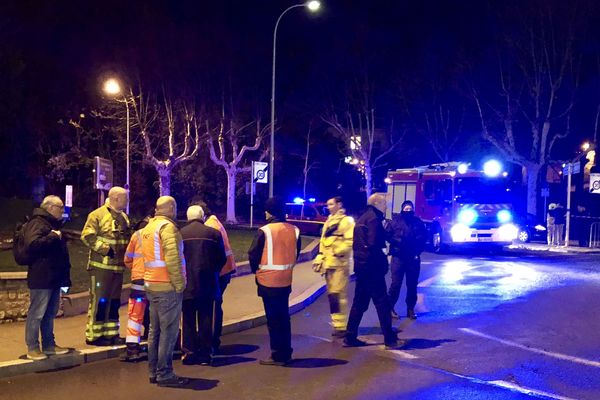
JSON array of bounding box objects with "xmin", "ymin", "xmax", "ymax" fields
[
  {"xmin": 450, "ymin": 224, "xmax": 472, "ymax": 242},
  {"xmin": 457, "ymin": 209, "xmax": 477, "ymax": 226},
  {"xmin": 497, "ymin": 209, "xmax": 512, "ymax": 223},
  {"xmin": 497, "ymin": 224, "xmax": 519, "ymax": 241}
]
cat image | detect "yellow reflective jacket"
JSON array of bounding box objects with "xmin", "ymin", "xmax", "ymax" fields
[
  {"xmin": 81, "ymin": 204, "xmax": 130, "ymax": 272},
  {"xmin": 315, "ymin": 210, "xmax": 354, "ymax": 270}
]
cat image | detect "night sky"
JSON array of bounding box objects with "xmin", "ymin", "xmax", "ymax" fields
[{"xmin": 1, "ymin": 0, "xmax": 599, "ymax": 215}]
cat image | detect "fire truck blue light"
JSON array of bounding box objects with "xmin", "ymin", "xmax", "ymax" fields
[
  {"xmin": 293, "ymin": 197, "xmax": 304, "ymax": 204},
  {"xmin": 483, "ymin": 160, "xmax": 502, "ymax": 177},
  {"xmin": 457, "ymin": 163, "xmax": 469, "ymax": 174},
  {"xmin": 497, "ymin": 209, "xmax": 512, "ymax": 223},
  {"xmin": 458, "ymin": 209, "xmax": 477, "ymax": 226}
]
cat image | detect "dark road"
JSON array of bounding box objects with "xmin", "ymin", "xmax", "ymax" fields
[{"xmin": 2, "ymin": 252, "xmax": 599, "ymax": 400}]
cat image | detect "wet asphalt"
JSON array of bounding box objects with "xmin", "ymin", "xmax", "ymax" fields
[{"xmin": 1, "ymin": 251, "xmax": 599, "ymax": 400}]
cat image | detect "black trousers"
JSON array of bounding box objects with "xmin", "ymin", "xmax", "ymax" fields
[
  {"xmin": 261, "ymin": 293, "xmax": 293, "ymax": 362},
  {"xmin": 388, "ymin": 256, "xmax": 421, "ymax": 311},
  {"xmin": 213, "ymin": 273, "xmax": 232, "ymax": 349},
  {"xmin": 346, "ymin": 270, "xmax": 397, "ymax": 344},
  {"xmin": 181, "ymin": 296, "xmax": 214, "ymax": 358}
]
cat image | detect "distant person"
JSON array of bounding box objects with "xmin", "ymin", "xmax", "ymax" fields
[
  {"xmin": 22, "ymin": 195, "xmax": 71, "ymax": 360},
  {"xmin": 552, "ymin": 203, "xmax": 566, "ymax": 246},
  {"xmin": 141, "ymin": 196, "xmax": 188, "ymax": 387},
  {"xmin": 546, "ymin": 203, "xmax": 556, "ymax": 246},
  {"xmin": 248, "ymin": 196, "xmax": 301, "ymax": 366},
  {"xmin": 313, "ymin": 196, "xmax": 354, "ymax": 337},
  {"xmin": 386, "ymin": 200, "xmax": 426, "ymax": 320},
  {"xmin": 191, "ymin": 199, "xmax": 237, "ymax": 354},
  {"xmin": 180, "ymin": 205, "xmax": 226, "ymax": 366},
  {"xmin": 345, "ymin": 193, "xmax": 403, "ymax": 350},
  {"xmin": 81, "ymin": 187, "xmax": 130, "ymax": 346}
]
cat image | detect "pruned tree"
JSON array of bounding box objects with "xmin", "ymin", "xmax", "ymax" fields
[
  {"xmin": 322, "ymin": 79, "xmax": 404, "ymax": 199},
  {"xmin": 130, "ymin": 88, "xmax": 200, "ymax": 196},
  {"xmin": 206, "ymin": 108, "xmax": 268, "ymax": 224},
  {"xmin": 473, "ymin": 2, "xmax": 581, "ymax": 216}
]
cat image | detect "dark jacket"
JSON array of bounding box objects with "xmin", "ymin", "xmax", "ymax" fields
[
  {"xmin": 248, "ymin": 216, "xmax": 302, "ymax": 297},
  {"xmin": 23, "ymin": 208, "xmax": 71, "ymax": 289},
  {"xmin": 551, "ymin": 206, "xmax": 566, "ymax": 225},
  {"xmin": 353, "ymin": 205, "xmax": 388, "ymax": 275},
  {"xmin": 386, "ymin": 212, "xmax": 427, "ymax": 259},
  {"xmin": 180, "ymin": 219, "xmax": 227, "ymax": 300}
]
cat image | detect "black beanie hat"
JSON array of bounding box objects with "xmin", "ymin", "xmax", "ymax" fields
[
  {"xmin": 265, "ymin": 196, "xmax": 286, "ymax": 219},
  {"xmin": 401, "ymin": 200, "xmax": 414, "ymax": 210}
]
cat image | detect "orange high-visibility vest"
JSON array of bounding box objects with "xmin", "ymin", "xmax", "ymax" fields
[
  {"xmin": 141, "ymin": 219, "xmax": 172, "ymax": 285},
  {"xmin": 256, "ymin": 222, "xmax": 299, "ymax": 288},
  {"xmin": 205, "ymin": 215, "xmax": 237, "ymax": 276},
  {"xmin": 124, "ymin": 230, "xmax": 145, "ymax": 289}
]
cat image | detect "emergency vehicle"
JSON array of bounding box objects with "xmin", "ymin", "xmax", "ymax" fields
[{"xmin": 385, "ymin": 161, "xmax": 518, "ymax": 252}]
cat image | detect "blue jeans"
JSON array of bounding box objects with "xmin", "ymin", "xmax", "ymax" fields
[
  {"xmin": 25, "ymin": 289, "xmax": 61, "ymax": 351},
  {"xmin": 147, "ymin": 291, "xmax": 182, "ymax": 381}
]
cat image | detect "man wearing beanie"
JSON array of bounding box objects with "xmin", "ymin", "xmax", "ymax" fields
[{"xmin": 248, "ymin": 196, "xmax": 301, "ymax": 366}]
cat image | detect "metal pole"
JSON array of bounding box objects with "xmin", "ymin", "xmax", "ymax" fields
[
  {"xmin": 565, "ymin": 163, "xmax": 572, "ymax": 247},
  {"xmin": 250, "ymin": 166, "xmax": 254, "ymax": 228},
  {"xmin": 125, "ymin": 97, "xmax": 130, "ymax": 215},
  {"xmin": 270, "ymin": 4, "xmax": 305, "ymax": 198}
]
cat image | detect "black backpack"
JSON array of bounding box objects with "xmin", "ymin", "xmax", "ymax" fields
[{"xmin": 13, "ymin": 216, "xmax": 32, "ymax": 266}]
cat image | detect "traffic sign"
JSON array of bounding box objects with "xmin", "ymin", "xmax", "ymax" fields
[
  {"xmin": 65, "ymin": 185, "xmax": 73, "ymax": 207},
  {"xmin": 590, "ymin": 173, "xmax": 600, "ymax": 194},
  {"xmin": 562, "ymin": 162, "xmax": 580, "ymax": 175},
  {"xmin": 253, "ymin": 161, "xmax": 268, "ymax": 184},
  {"xmin": 93, "ymin": 156, "xmax": 113, "ymax": 190},
  {"xmin": 541, "ymin": 187, "xmax": 550, "ymax": 198}
]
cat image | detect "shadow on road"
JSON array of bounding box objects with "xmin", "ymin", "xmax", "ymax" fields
[
  {"xmin": 401, "ymin": 338, "xmax": 455, "ymax": 350},
  {"xmin": 183, "ymin": 378, "xmax": 220, "ymax": 391},
  {"xmin": 211, "ymin": 355, "xmax": 256, "ymax": 367},
  {"xmin": 216, "ymin": 344, "xmax": 260, "ymax": 356},
  {"xmin": 285, "ymin": 358, "xmax": 348, "ymax": 368}
]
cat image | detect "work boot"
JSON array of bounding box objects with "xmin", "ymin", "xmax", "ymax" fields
[
  {"xmin": 331, "ymin": 329, "xmax": 346, "ymax": 338},
  {"xmin": 26, "ymin": 349, "xmax": 48, "ymax": 361},
  {"xmin": 86, "ymin": 338, "xmax": 112, "ymax": 346},
  {"xmin": 343, "ymin": 337, "xmax": 368, "ymax": 347},
  {"xmin": 384, "ymin": 339, "xmax": 407, "ymax": 350},
  {"xmin": 43, "ymin": 345, "xmax": 70, "ymax": 355},
  {"xmin": 407, "ymin": 309, "xmax": 417, "ymax": 320},
  {"xmin": 157, "ymin": 375, "xmax": 190, "ymax": 388},
  {"xmin": 259, "ymin": 357, "xmax": 290, "ymax": 366},
  {"xmin": 111, "ymin": 336, "xmax": 126, "ymax": 345},
  {"xmin": 120, "ymin": 343, "xmax": 145, "ymax": 362}
]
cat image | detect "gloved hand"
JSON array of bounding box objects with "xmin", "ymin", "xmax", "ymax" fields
[
  {"xmin": 106, "ymin": 247, "xmax": 115, "ymax": 259},
  {"xmin": 312, "ymin": 254, "xmax": 324, "ymax": 274}
]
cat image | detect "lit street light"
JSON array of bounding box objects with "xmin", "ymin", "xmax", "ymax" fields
[
  {"xmin": 269, "ymin": 1, "xmax": 321, "ymax": 197},
  {"xmin": 103, "ymin": 77, "xmax": 131, "ymax": 214}
]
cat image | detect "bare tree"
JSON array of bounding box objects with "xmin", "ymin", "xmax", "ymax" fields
[
  {"xmin": 206, "ymin": 108, "xmax": 268, "ymax": 224},
  {"xmin": 300, "ymin": 122, "xmax": 319, "ymax": 218},
  {"xmin": 130, "ymin": 88, "xmax": 201, "ymax": 196},
  {"xmin": 322, "ymin": 80, "xmax": 403, "ymax": 199},
  {"xmin": 473, "ymin": 3, "xmax": 580, "ymax": 216}
]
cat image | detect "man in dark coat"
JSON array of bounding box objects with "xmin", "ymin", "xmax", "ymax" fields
[
  {"xmin": 180, "ymin": 205, "xmax": 227, "ymax": 365},
  {"xmin": 344, "ymin": 193, "xmax": 403, "ymax": 350},
  {"xmin": 22, "ymin": 195, "xmax": 72, "ymax": 360},
  {"xmin": 386, "ymin": 200, "xmax": 427, "ymax": 320}
]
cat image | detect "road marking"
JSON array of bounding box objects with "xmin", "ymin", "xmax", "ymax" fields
[
  {"xmin": 421, "ymin": 261, "xmax": 433, "ymax": 265},
  {"xmin": 361, "ymin": 337, "xmax": 419, "ymax": 359},
  {"xmin": 418, "ymin": 275, "xmax": 438, "ymax": 288},
  {"xmin": 305, "ymin": 334, "xmax": 333, "ymax": 343},
  {"xmin": 460, "ymin": 328, "xmax": 600, "ymax": 368}
]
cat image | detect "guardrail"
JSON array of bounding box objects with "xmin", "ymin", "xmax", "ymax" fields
[{"xmin": 590, "ymin": 222, "xmax": 600, "ymax": 248}]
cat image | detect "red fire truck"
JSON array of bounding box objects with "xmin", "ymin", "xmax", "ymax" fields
[{"xmin": 385, "ymin": 161, "xmax": 518, "ymax": 252}]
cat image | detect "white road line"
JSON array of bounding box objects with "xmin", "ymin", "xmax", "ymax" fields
[
  {"xmin": 361, "ymin": 337, "xmax": 418, "ymax": 359},
  {"xmin": 421, "ymin": 261, "xmax": 433, "ymax": 265},
  {"xmin": 305, "ymin": 334, "xmax": 334, "ymax": 343},
  {"xmin": 460, "ymin": 328, "xmax": 600, "ymax": 368},
  {"xmin": 488, "ymin": 380, "xmax": 577, "ymax": 400},
  {"xmin": 418, "ymin": 275, "xmax": 438, "ymax": 288}
]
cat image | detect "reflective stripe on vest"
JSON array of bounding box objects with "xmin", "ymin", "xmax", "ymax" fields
[
  {"xmin": 256, "ymin": 223, "xmax": 299, "ymax": 288},
  {"xmin": 205, "ymin": 215, "xmax": 237, "ymax": 275},
  {"xmin": 125, "ymin": 230, "xmax": 145, "ymax": 281}
]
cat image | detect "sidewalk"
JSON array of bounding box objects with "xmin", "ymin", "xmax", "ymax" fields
[
  {"xmin": 505, "ymin": 242, "xmax": 600, "ymax": 254},
  {"xmin": 0, "ymin": 259, "xmax": 326, "ymax": 379}
]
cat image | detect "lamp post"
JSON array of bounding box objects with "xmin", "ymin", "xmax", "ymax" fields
[
  {"xmin": 103, "ymin": 78, "xmax": 130, "ymax": 214},
  {"xmin": 269, "ymin": 1, "xmax": 321, "ymax": 197}
]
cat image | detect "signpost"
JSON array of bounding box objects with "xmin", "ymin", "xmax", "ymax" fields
[
  {"xmin": 64, "ymin": 185, "xmax": 73, "ymax": 220},
  {"xmin": 93, "ymin": 157, "xmax": 113, "ymax": 207},
  {"xmin": 251, "ymin": 162, "xmax": 268, "ymax": 227},
  {"xmin": 590, "ymin": 173, "xmax": 600, "ymax": 194}
]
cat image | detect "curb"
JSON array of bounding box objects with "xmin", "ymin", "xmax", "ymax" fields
[
  {"xmin": 0, "ymin": 240, "xmax": 323, "ymax": 379},
  {"xmin": 504, "ymin": 244, "xmax": 600, "ymax": 255}
]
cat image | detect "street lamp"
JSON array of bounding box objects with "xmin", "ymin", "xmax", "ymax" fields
[
  {"xmin": 269, "ymin": 1, "xmax": 321, "ymax": 197},
  {"xmin": 103, "ymin": 78, "xmax": 131, "ymax": 214}
]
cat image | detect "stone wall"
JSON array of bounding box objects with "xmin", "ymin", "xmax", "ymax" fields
[{"xmin": 0, "ymin": 272, "xmax": 29, "ymax": 323}]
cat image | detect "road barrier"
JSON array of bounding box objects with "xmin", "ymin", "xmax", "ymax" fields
[{"xmin": 590, "ymin": 222, "xmax": 600, "ymax": 248}]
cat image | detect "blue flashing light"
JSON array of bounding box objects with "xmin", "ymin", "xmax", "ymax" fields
[
  {"xmin": 293, "ymin": 197, "xmax": 305, "ymax": 204},
  {"xmin": 483, "ymin": 160, "xmax": 503, "ymax": 177},
  {"xmin": 457, "ymin": 209, "xmax": 477, "ymax": 226},
  {"xmin": 308, "ymin": 197, "xmax": 316, "ymax": 203},
  {"xmin": 99, "ymin": 298, "xmax": 107, "ymax": 303},
  {"xmin": 136, "ymin": 297, "xmax": 143, "ymax": 303},
  {"xmin": 497, "ymin": 209, "xmax": 512, "ymax": 223},
  {"xmin": 457, "ymin": 163, "xmax": 469, "ymax": 174}
]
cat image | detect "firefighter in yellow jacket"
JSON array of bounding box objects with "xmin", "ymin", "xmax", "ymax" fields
[
  {"xmin": 81, "ymin": 187, "xmax": 130, "ymax": 346},
  {"xmin": 313, "ymin": 196, "xmax": 354, "ymax": 337},
  {"xmin": 248, "ymin": 196, "xmax": 301, "ymax": 366}
]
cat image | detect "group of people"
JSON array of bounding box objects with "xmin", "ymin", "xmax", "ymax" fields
[
  {"xmin": 20, "ymin": 188, "xmax": 426, "ymax": 388},
  {"xmin": 546, "ymin": 203, "xmax": 566, "ymax": 246},
  {"xmin": 315, "ymin": 194, "xmax": 426, "ymax": 350}
]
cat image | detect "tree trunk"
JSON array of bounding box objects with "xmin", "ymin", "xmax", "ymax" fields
[
  {"xmin": 364, "ymin": 163, "xmax": 373, "ymax": 200},
  {"xmin": 158, "ymin": 167, "xmax": 171, "ymax": 196},
  {"xmin": 225, "ymin": 168, "xmax": 237, "ymax": 224},
  {"xmin": 525, "ymin": 163, "xmax": 542, "ymax": 217}
]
